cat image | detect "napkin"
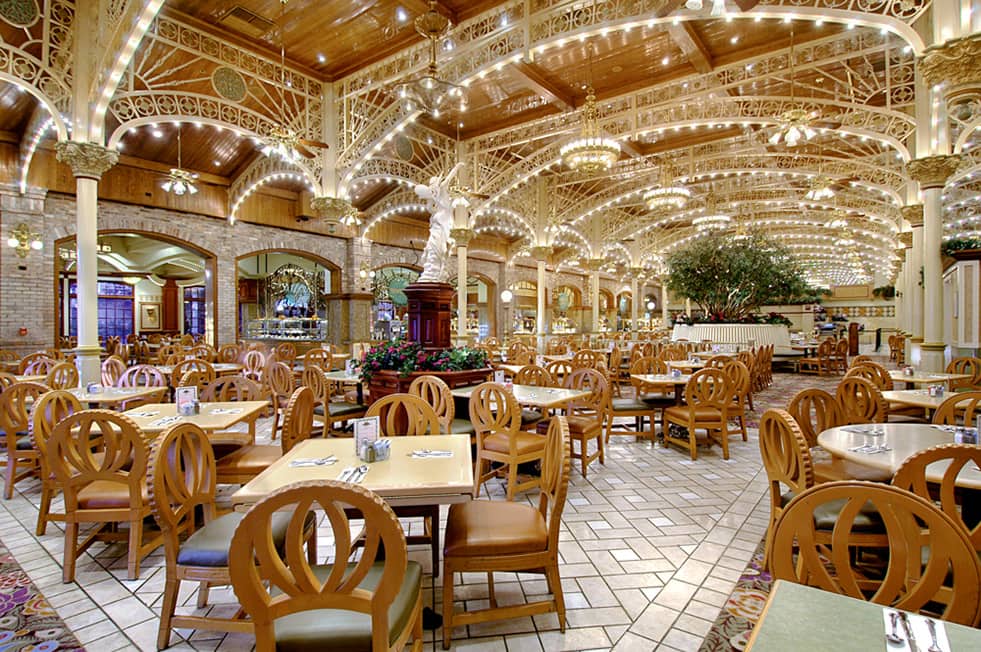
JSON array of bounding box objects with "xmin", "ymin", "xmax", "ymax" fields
[
  {"xmin": 410, "ymin": 450, "xmax": 453, "ymax": 458},
  {"xmin": 289, "ymin": 457, "xmax": 338, "ymax": 467},
  {"xmin": 127, "ymin": 411, "xmax": 159, "ymax": 418}
]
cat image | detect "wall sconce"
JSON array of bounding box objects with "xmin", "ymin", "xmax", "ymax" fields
[
  {"xmin": 6, "ymin": 223, "xmax": 42, "ymax": 258},
  {"xmin": 358, "ymin": 264, "xmax": 376, "ymax": 281}
]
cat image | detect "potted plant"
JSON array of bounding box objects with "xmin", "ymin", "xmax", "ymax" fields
[{"xmin": 354, "ymin": 339, "xmax": 492, "ymax": 402}]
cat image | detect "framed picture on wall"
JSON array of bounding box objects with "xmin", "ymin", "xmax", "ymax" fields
[{"xmin": 140, "ymin": 303, "xmax": 162, "ymax": 331}]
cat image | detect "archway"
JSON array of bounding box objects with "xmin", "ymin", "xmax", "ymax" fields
[
  {"xmin": 236, "ymin": 249, "xmax": 341, "ymax": 348},
  {"xmin": 371, "ymin": 264, "xmax": 422, "ymax": 339},
  {"xmin": 449, "ymin": 271, "xmax": 497, "ymax": 339},
  {"xmin": 53, "ymin": 230, "xmax": 218, "ymax": 345}
]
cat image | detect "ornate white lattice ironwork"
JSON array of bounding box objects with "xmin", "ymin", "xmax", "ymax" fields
[{"xmin": 228, "ymin": 156, "xmax": 317, "ymax": 223}]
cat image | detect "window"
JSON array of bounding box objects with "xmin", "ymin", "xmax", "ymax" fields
[
  {"xmin": 67, "ymin": 280, "xmax": 134, "ymax": 339},
  {"xmin": 183, "ymin": 286, "xmax": 206, "ymax": 336}
]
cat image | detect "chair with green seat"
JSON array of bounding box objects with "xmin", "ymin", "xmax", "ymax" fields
[
  {"xmin": 628, "ymin": 356, "xmax": 677, "ymax": 427},
  {"xmin": 228, "ymin": 480, "xmax": 424, "ymax": 652},
  {"xmin": 758, "ymin": 409, "xmax": 886, "ymax": 572},
  {"xmin": 0, "ymin": 381, "xmax": 49, "ymax": 499},
  {"xmin": 150, "ymin": 421, "xmax": 316, "ymax": 650},
  {"xmin": 408, "ymin": 374, "xmax": 474, "ymax": 436},
  {"xmin": 302, "ymin": 364, "xmax": 366, "ymax": 436}
]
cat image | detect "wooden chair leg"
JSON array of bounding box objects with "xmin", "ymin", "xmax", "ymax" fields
[
  {"xmin": 545, "ymin": 562, "xmax": 566, "ymax": 632},
  {"xmin": 127, "ymin": 518, "xmax": 143, "ymax": 580},
  {"xmin": 427, "ymin": 513, "xmax": 440, "ymax": 578},
  {"xmin": 196, "ymin": 581, "xmax": 210, "ymax": 609},
  {"xmin": 36, "ymin": 486, "xmax": 52, "ymax": 536},
  {"xmin": 505, "ymin": 464, "xmax": 517, "ymax": 501},
  {"xmin": 689, "ymin": 430, "xmax": 698, "ymax": 460},
  {"xmin": 4, "ymin": 456, "xmax": 15, "ymax": 499},
  {"xmin": 597, "ymin": 430, "xmax": 605, "ymax": 465},
  {"xmin": 739, "ymin": 415, "xmax": 747, "ymax": 441},
  {"xmin": 62, "ymin": 521, "xmax": 78, "ymax": 583},
  {"xmin": 159, "ymin": 577, "xmax": 180, "ymax": 649},
  {"xmin": 441, "ymin": 567, "xmax": 454, "ymax": 650},
  {"xmin": 472, "ymin": 457, "xmax": 486, "ymax": 498},
  {"xmin": 487, "ymin": 571, "xmax": 497, "ymax": 608}
]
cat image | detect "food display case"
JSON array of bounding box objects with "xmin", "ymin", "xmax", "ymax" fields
[{"xmin": 244, "ymin": 318, "xmax": 327, "ymax": 346}]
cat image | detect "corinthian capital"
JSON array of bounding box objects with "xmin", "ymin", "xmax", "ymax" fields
[
  {"xmin": 906, "ymin": 155, "xmax": 961, "ymax": 189},
  {"xmin": 450, "ymin": 228, "xmax": 475, "ymax": 246},
  {"xmin": 898, "ymin": 231, "xmax": 913, "ymax": 247},
  {"xmin": 901, "ymin": 204, "xmax": 923, "ymax": 228},
  {"xmin": 530, "ymin": 245, "xmax": 553, "ymax": 261},
  {"xmin": 55, "ymin": 142, "xmax": 118, "ymax": 179},
  {"xmin": 920, "ymin": 33, "xmax": 981, "ymax": 101}
]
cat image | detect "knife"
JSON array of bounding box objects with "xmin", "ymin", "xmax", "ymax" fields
[{"xmin": 898, "ymin": 611, "xmax": 919, "ymax": 652}]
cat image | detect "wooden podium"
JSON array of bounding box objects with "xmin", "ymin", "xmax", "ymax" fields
[{"xmin": 404, "ymin": 282, "xmax": 454, "ymax": 351}]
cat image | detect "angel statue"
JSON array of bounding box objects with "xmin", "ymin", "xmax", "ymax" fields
[{"xmin": 414, "ymin": 162, "xmax": 465, "ymax": 283}]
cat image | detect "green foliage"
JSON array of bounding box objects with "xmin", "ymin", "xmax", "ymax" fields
[
  {"xmin": 942, "ymin": 238, "xmax": 981, "ymax": 256},
  {"xmin": 872, "ymin": 285, "xmax": 896, "ymax": 299},
  {"xmin": 354, "ymin": 339, "xmax": 489, "ymax": 383},
  {"xmin": 665, "ymin": 231, "xmax": 808, "ymax": 321}
]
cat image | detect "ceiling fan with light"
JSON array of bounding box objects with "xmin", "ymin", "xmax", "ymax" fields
[{"xmin": 259, "ymin": 0, "xmax": 329, "ymax": 163}]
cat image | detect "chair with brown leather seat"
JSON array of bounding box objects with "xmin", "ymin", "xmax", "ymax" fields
[
  {"xmin": 771, "ymin": 481, "xmax": 981, "ymax": 625},
  {"xmin": 49, "ymin": 409, "xmax": 164, "ymax": 581},
  {"xmin": 470, "ymin": 382, "xmax": 546, "ymax": 500},
  {"xmin": 442, "ymin": 416, "xmax": 570, "ymax": 649},
  {"xmin": 0, "ymin": 381, "xmax": 49, "ymax": 499},
  {"xmin": 545, "ymin": 360, "xmax": 574, "ymax": 386},
  {"xmin": 215, "ymin": 386, "xmax": 314, "ymax": 485},
  {"xmin": 229, "ymin": 480, "xmax": 424, "ymax": 652},
  {"xmin": 562, "ymin": 368, "xmax": 608, "ymax": 477},
  {"xmin": 365, "ymin": 393, "xmax": 440, "ymax": 436},
  {"xmin": 31, "ymin": 390, "xmax": 83, "ymax": 535},
  {"xmin": 663, "ymin": 367, "xmax": 733, "ymax": 460},
  {"xmin": 835, "ymin": 375, "xmax": 887, "ymax": 424},
  {"xmin": 150, "ymin": 421, "xmax": 316, "ymax": 649},
  {"xmin": 718, "ymin": 358, "xmax": 750, "ymax": 442}
]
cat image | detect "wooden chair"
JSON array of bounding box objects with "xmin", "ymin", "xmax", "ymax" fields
[
  {"xmin": 274, "ymin": 342, "xmax": 297, "ymax": 366},
  {"xmin": 188, "ymin": 344, "xmax": 216, "ymax": 362},
  {"xmin": 117, "ymin": 364, "xmax": 169, "ymax": 409},
  {"xmin": 571, "ymin": 350, "xmax": 602, "ymax": 369},
  {"xmin": 408, "ymin": 375, "xmax": 457, "ymax": 435},
  {"xmin": 200, "ymin": 375, "xmax": 263, "ymax": 402},
  {"xmin": 49, "ymin": 410, "xmax": 164, "ymax": 581},
  {"xmin": 835, "ymin": 376, "xmax": 887, "ymax": 424},
  {"xmin": 442, "ymin": 416, "xmax": 570, "ymax": 649},
  {"xmin": 101, "ymin": 355, "xmax": 127, "ymax": 386},
  {"xmin": 832, "ymin": 338, "xmax": 849, "ymax": 374},
  {"xmin": 0, "ymin": 381, "xmax": 50, "ymax": 499},
  {"xmin": 228, "ymin": 480, "xmax": 424, "ymax": 652},
  {"xmin": 242, "ymin": 350, "xmax": 265, "ymax": 381},
  {"xmin": 893, "ymin": 444, "xmax": 981, "ymax": 556},
  {"xmin": 663, "ymin": 368, "xmax": 733, "ymax": 460},
  {"xmin": 844, "ymin": 361, "xmax": 893, "ymax": 390},
  {"xmin": 18, "ymin": 352, "xmax": 52, "ymax": 374},
  {"xmin": 365, "ymin": 393, "xmax": 440, "ymax": 436},
  {"xmin": 177, "ymin": 369, "xmax": 210, "ymax": 393},
  {"xmin": 562, "ymin": 368, "xmax": 608, "ymax": 477},
  {"xmin": 607, "ymin": 360, "xmax": 660, "ymax": 445},
  {"xmin": 0, "ymin": 372, "xmax": 15, "ymax": 389},
  {"xmin": 798, "ymin": 339, "xmax": 834, "ymax": 376},
  {"xmin": 302, "ymin": 346, "xmax": 332, "ymax": 371},
  {"xmin": 45, "ymin": 361, "xmax": 79, "ymax": 389},
  {"xmin": 170, "ymin": 358, "xmax": 215, "ymax": 389},
  {"xmin": 31, "ymin": 390, "xmax": 83, "ymax": 535},
  {"xmin": 150, "ymin": 421, "xmax": 316, "ymax": 649},
  {"xmin": 470, "ymin": 382, "xmax": 546, "ymax": 500},
  {"xmin": 849, "ymin": 354, "xmax": 872, "ymax": 367},
  {"xmin": 719, "ymin": 359, "xmax": 750, "ymax": 441},
  {"xmin": 771, "ymin": 481, "xmax": 981, "ymax": 626},
  {"xmin": 545, "ymin": 360, "xmax": 574, "ymax": 385},
  {"xmin": 511, "ymin": 350, "xmax": 534, "ymax": 366},
  {"xmin": 512, "ymin": 365, "xmax": 554, "ymax": 431},
  {"xmin": 215, "ymin": 386, "xmax": 314, "ymax": 485},
  {"xmin": 302, "ymin": 365, "xmax": 366, "ymax": 436},
  {"xmin": 217, "ymin": 343, "xmax": 243, "ymax": 364},
  {"xmin": 932, "ymin": 391, "xmax": 981, "ymax": 426},
  {"xmin": 23, "ymin": 357, "xmax": 57, "ymax": 376},
  {"xmin": 265, "ymin": 361, "xmax": 295, "ymax": 440},
  {"xmin": 947, "ymin": 357, "xmax": 981, "ymax": 391}
]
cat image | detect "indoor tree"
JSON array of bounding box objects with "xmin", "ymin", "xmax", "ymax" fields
[{"xmin": 665, "ymin": 230, "xmax": 808, "ymax": 322}]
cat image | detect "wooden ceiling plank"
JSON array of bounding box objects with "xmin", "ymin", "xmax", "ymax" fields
[
  {"xmin": 401, "ymin": 0, "xmax": 458, "ymax": 25},
  {"xmin": 666, "ymin": 23, "xmax": 714, "ymax": 74},
  {"xmin": 511, "ymin": 60, "xmax": 576, "ymax": 111}
]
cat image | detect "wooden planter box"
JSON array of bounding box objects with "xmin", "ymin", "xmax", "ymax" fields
[{"xmin": 367, "ymin": 367, "xmax": 494, "ymax": 404}]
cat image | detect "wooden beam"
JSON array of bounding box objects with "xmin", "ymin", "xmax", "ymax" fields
[
  {"xmin": 666, "ymin": 23, "xmax": 714, "ymax": 74},
  {"xmin": 511, "ymin": 60, "xmax": 576, "ymax": 111}
]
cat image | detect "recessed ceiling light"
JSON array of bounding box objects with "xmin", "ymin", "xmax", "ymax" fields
[
  {"xmin": 317, "ymin": 53, "xmax": 326, "ymax": 64},
  {"xmin": 662, "ymin": 56, "xmax": 669, "ymax": 66},
  {"xmin": 152, "ymin": 129, "xmax": 163, "ymax": 138},
  {"xmin": 730, "ymin": 36, "xmax": 738, "ymax": 44},
  {"xmin": 213, "ymin": 160, "xmax": 221, "ymax": 166},
  {"xmin": 395, "ymin": 6, "xmax": 408, "ymax": 22}
]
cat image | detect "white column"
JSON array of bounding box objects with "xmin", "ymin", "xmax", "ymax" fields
[
  {"xmin": 591, "ymin": 273, "xmax": 600, "ymax": 333},
  {"xmin": 910, "ymin": 221, "xmax": 924, "ymax": 342},
  {"xmin": 537, "ymin": 260, "xmax": 547, "ymax": 349},
  {"xmin": 662, "ymin": 285, "xmax": 669, "ymax": 326},
  {"xmin": 55, "ymin": 142, "xmax": 118, "ymax": 384},
  {"xmin": 629, "ymin": 273, "xmax": 639, "ymax": 333},
  {"xmin": 451, "ymin": 229, "xmax": 474, "ymax": 345}
]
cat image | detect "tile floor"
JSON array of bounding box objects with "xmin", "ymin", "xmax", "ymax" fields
[{"xmin": 0, "ymin": 371, "xmax": 841, "ymax": 651}]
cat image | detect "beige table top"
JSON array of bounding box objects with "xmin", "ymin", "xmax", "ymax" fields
[
  {"xmin": 121, "ymin": 400, "xmax": 268, "ymax": 434},
  {"xmin": 231, "ymin": 435, "xmax": 474, "ymax": 509},
  {"xmin": 630, "ymin": 373, "xmax": 692, "ymax": 386},
  {"xmin": 817, "ymin": 423, "xmax": 981, "ymax": 489},
  {"xmin": 881, "ymin": 389, "xmax": 949, "ymax": 410},
  {"xmin": 747, "ymin": 580, "xmax": 981, "ymax": 650},
  {"xmin": 499, "ymin": 363, "xmax": 526, "ymax": 376},
  {"xmin": 14, "ymin": 374, "xmax": 46, "ymax": 383},
  {"xmin": 322, "ymin": 370, "xmax": 362, "ymax": 383},
  {"xmin": 450, "ymin": 383, "xmax": 590, "ymax": 409},
  {"xmin": 665, "ymin": 360, "xmax": 705, "ymax": 371},
  {"xmin": 888, "ymin": 370, "xmax": 972, "ymax": 386},
  {"xmin": 541, "ymin": 354, "xmax": 573, "ymax": 362},
  {"xmin": 154, "ymin": 362, "xmax": 243, "ymax": 376},
  {"xmin": 68, "ymin": 385, "xmax": 165, "ymax": 405},
  {"xmin": 692, "ymin": 351, "xmax": 736, "ymax": 360}
]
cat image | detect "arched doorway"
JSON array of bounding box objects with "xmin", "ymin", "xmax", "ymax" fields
[
  {"xmin": 449, "ymin": 272, "xmax": 497, "ymax": 339},
  {"xmin": 236, "ymin": 249, "xmax": 340, "ymax": 348},
  {"xmin": 371, "ymin": 265, "xmax": 421, "ymax": 339},
  {"xmin": 599, "ymin": 288, "xmax": 614, "ymax": 332},
  {"xmin": 53, "ymin": 231, "xmax": 218, "ymax": 345},
  {"xmin": 616, "ymin": 290, "xmax": 632, "ymax": 331},
  {"xmin": 552, "ymin": 284, "xmax": 582, "ymax": 334}
]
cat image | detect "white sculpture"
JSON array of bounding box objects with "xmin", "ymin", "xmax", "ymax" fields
[{"xmin": 414, "ymin": 162, "xmax": 465, "ymax": 283}]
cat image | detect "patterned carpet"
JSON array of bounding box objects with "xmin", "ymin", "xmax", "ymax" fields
[
  {"xmin": 697, "ymin": 543, "xmax": 769, "ymax": 652},
  {"xmin": 0, "ymin": 543, "xmax": 83, "ymax": 651}
]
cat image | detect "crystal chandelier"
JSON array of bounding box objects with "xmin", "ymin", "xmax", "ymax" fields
[
  {"xmin": 768, "ymin": 29, "xmax": 818, "ymax": 148},
  {"xmin": 391, "ymin": 1, "xmax": 467, "ymax": 116},
  {"xmin": 644, "ymin": 163, "xmax": 690, "ymax": 211},
  {"xmin": 804, "ymin": 175, "xmax": 836, "ymax": 201},
  {"xmin": 561, "ymin": 87, "xmax": 620, "ymax": 173},
  {"xmin": 162, "ymin": 126, "xmax": 198, "ymax": 195},
  {"xmin": 692, "ymin": 212, "xmax": 732, "ymax": 231}
]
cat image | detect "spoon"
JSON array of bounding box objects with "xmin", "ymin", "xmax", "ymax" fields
[
  {"xmin": 885, "ymin": 611, "xmax": 903, "ymax": 646},
  {"xmin": 925, "ymin": 618, "xmax": 942, "ymax": 652}
]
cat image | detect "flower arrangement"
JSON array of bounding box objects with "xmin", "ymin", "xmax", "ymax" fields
[
  {"xmin": 355, "ymin": 339, "xmax": 489, "ymax": 383},
  {"xmin": 673, "ymin": 312, "xmax": 791, "ymax": 326}
]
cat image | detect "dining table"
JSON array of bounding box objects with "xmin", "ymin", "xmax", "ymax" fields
[
  {"xmin": 231, "ymin": 434, "xmax": 474, "ymax": 509},
  {"xmin": 322, "ymin": 369, "xmax": 365, "ymax": 403},
  {"xmin": 746, "ymin": 580, "xmax": 981, "ymax": 650},
  {"xmin": 630, "ymin": 373, "xmax": 691, "ymax": 401},
  {"xmin": 68, "ymin": 385, "xmax": 168, "ymax": 406},
  {"xmin": 153, "ymin": 362, "xmax": 243, "ymax": 377},
  {"xmin": 888, "ymin": 369, "xmax": 972, "ymax": 390},
  {"xmin": 665, "ymin": 359, "xmax": 705, "ymax": 372},
  {"xmin": 121, "ymin": 400, "xmax": 268, "ymax": 444},
  {"xmin": 450, "ymin": 383, "xmax": 591, "ymax": 410},
  {"xmin": 881, "ymin": 389, "xmax": 949, "ymax": 415}
]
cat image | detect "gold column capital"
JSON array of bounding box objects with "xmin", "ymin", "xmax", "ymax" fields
[
  {"xmin": 451, "ymin": 228, "xmax": 475, "ymax": 246},
  {"xmin": 628, "ymin": 266, "xmax": 644, "ymax": 276},
  {"xmin": 898, "ymin": 231, "xmax": 913, "ymax": 247},
  {"xmin": 55, "ymin": 141, "xmax": 117, "ymax": 179},
  {"xmin": 901, "ymin": 204, "xmax": 923, "ymax": 228},
  {"xmin": 920, "ymin": 33, "xmax": 981, "ymax": 101},
  {"xmin": 906, "ymin": 156, "xmax": 961, "ymax": 190},
  {"xmin": 585, "ymin": 257, "xmax": 605, "ymax": 272},
  {"xmin": 531, "ymin": 245, "xmax": 553, "ymax": 261}
]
